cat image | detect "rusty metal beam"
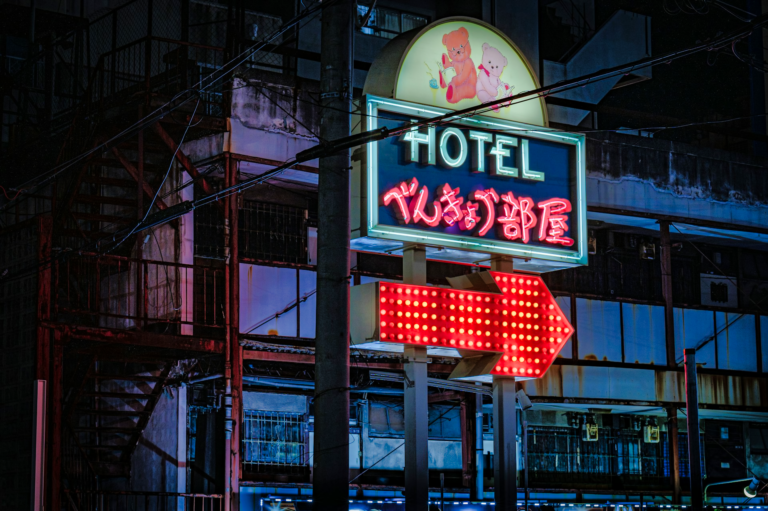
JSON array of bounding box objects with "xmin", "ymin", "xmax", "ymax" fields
[
  {"xmin": 110, "ymin": 146, "xmax": 169, "ymax": 210},
  {"xmin": 36, "ymin": 215, "xmax": 53, "ymax": 382},
  {"xmin": 587, "ymin": 205, "xmax": 768, "ymax": 236},
  {"xmin": 241, "ymin": 349, "xmax": 457, "ymax": 373},
  {"xmin": 120, "ymin": 362, "xmax": 173, "ymax": 462},
  {"xmin": 152, "ymin": 123, "xmax": 221, "ymax": 206},
  {"xmin": 660, "ymin": 222, "xmax": 676, "ymax": 368},
  {"xmin": 429, "ymin": 391, "xmax": 463, "ymax": 403},
  {"xmin": 45, "ymin": 322, "xmax": 223, "ymax": 353}
]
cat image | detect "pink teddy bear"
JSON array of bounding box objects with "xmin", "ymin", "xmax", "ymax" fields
[{"xmin": 476, "ymin": 43, "xmax": 513, "ymax": 110}]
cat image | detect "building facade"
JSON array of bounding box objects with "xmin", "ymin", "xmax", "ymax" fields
[{"xmin": 1, "ymin": 0, "xmax": 768, "ymax": 510}]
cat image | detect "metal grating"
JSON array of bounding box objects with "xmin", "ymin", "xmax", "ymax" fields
[
  {"xmin": 239, "ymin": 201, "xmax": 307, "ymax": 264},
  {"xmin": 242, "ymin": 410, "xmax": 307, "ymax": 474},
  {"xmin": 526, "ymin": 426, "xmax": 670, "ymax": 488}
]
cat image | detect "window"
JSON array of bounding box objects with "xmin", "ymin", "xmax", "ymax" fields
[
  {"xmin": 239, "ymin": 264, "xmax": 316, "ymax": 338},
  {"xmin": 239, "ymin": 201, "xmax": 307, "ymax": 264},
  {"xmin": 242, "ymin": 411, "xmax": 307, "ymax": 473},
  {"xmin": 428, "ymin": 405, "xmax": 462, "ymax": 440},
  {"xmin": 357, "ymin": 3, "xmax": 428, "ymax": 40},
  {"xmin": 369, "ymin": 402, "xmax": 405, "ymax": 437},
  {"xmin": 749, "ymin": 425, "xmax": 768, "ymax": 455}
]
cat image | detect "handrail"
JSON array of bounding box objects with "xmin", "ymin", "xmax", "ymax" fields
[{"xmin": 68, "ymin": 251, "xmax": 202, "ymax": 270}]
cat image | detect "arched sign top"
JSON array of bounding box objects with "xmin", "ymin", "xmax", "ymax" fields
[{"xmin": 364, "ymin": 17, "xmax": 548, "ymax": 127}]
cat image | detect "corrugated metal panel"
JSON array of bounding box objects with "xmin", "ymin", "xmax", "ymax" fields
[
  {"xmin": 576, "ymin": 298, "xmax": 621, "ymax": 361},
  {"xmin": 716, "ymin": 312, "xmax": 757, "ymax": 372},
  {"xmin": 762, "ymin": 316, "xmax": 768, "ymax": 373},
  {"xmin": 298, "ymin": 270, "xmax": 317, "ymax": 338},
  {"xmin": 240, "ymin": 264, "xmax": 298, "ymax": 337},
  {"xmin": 673, "ymin": 308, "xmax": 716, "ymax": 368},
  {"xmin": 622, "ymin": 303, "xmax": 666, "ymax": 365}
]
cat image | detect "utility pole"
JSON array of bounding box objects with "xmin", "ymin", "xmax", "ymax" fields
[
  {"xmin": 313, "ymin": 0, "xmax": 353, "ymax": 509},
  {"xmin": 684, "ymin": 349, "xmax": 703, "ymax": 510}
]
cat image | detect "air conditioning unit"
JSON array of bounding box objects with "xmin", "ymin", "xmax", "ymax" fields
[
  {"xmin": 639, "ymin": 240, "xmax": 655, "ymax": 260},
  {"xmin": 583, "ymin": 423, "xmax": 599, "ymax": 442},
  {"xmin": 644, "ymin": 425, "xmax": 660, "ymax": 443}
]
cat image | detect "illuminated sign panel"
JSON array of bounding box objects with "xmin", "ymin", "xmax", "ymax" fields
[
  {"xmin": 351, "ymin": 96, "xmax": 587, "ymax": 269},
  {"xmin": 350, "ymin": 272, "xmax": 574, "ymax": 379}
]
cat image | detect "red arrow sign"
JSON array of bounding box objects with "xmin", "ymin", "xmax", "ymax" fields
[{"xmin": 366, "ymin": 271, "xmax": 573, "ymax": 378}]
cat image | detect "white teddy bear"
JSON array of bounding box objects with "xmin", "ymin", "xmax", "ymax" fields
[{"xmin": 476, "ymin": 43, "xmax": 514, "ymax": 110}]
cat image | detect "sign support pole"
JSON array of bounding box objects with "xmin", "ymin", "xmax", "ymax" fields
[
  {"xmin": 492, "ymin": 376, "xmax": 517, "ymax": 511},
  {"xmin": 490, "ymin": 256, "xmax": 517, "ymax": 510},
  {"xmin": 403, "ymin": 245, "xmax": 429, "ymax": 511}
]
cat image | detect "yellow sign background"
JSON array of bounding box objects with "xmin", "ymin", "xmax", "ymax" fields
[{"xmin": 393, "ymin": 19, "xmax": 547, "ymax": 127}]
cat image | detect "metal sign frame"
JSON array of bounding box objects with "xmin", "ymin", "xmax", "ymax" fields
[{"xmin": 360, "ymin": 95, "xmax": 588, "ymax": 267}]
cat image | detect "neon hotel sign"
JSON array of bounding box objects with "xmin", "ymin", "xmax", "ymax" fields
[{"xmin": 354, "ymin": 96, "xmax": 588, "ymax": 268}]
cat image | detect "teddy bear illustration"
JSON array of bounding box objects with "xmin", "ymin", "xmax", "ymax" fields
[
  {"xmin": 440, "ymin": 27, "xmax": 477, "ymax": 104},
  {"xmin": 476, "ymin": 43, "xmax": 514, "ymax": 110}
]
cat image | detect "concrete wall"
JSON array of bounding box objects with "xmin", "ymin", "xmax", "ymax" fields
[
  {"xmin": 586, "ymin": 132, "xmax": 768, "ymax": 229},
  {"xmin": 131, "ymin": 387, "xmax": 182, "ymax": 492}
]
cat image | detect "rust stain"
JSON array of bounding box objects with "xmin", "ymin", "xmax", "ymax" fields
[{"xmin": 583, "ymin": 354, "xmax": 598, "ymax": 361}]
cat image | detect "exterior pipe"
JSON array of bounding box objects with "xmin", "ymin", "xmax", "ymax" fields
[{"xmin": 704, "ymin": 478, "xmax": 753, "ymax": 503}]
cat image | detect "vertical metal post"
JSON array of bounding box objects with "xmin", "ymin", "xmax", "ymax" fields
[
  {"xmin": 475, "ymin": 393, "xmax": 484, "ymax": 501},
  {"xmin": 31, "ymin": 380, "xmax": 46, "ymax": 511},
  {"xmin": 684, "ymin": 349, "xmax": 703, "ymax": 510},
  {"xmin": 667, "ymin": 406, "xmax": 681, "ymax": 504},
  {"xmin": 490, "ymin": 256, "xmax": 517, "ymax": 509},
  {"xmin": 145, "ymin": 0, "xmax": 153, "ymax": 98},
  {"xmin": 440, "ymin": 472, "xmax": 445, "ymax": 511},
  {"xmin": 229, "ymin": 158, "xmax": 242, "ymax": 511},
  {"xmin": 135, "ymin": 108, "xmax": 144, "ymax": 330},
  {"xmin": 660, "ymin": 222, "xmax": 676, "ymax": 367},
  {"xmin": 523, "ymin": 417, "xmax": 529, "ymax": 509},
  {"xmin": 177, "ymin": 385, "xmax": 188, "ymax": 510},
  {"xmin": 403, "ymin": 245, "xmax": 429, "ymax": 511},
  {"xmin": 50, "ymin": 344, "xmax": 62, "ymax": 511},
  {"xmin": 313, "ymin": 1, "xmax": 353, "ymax": 509},
  {"xmin": 405, "ymin": 344, "xmax": 429, "ymax": 510},
  {"xmin": 493, "ymin": 376, "xmax": 517, "ymax": 511},
  {"xmin": 223, "ymin": 155, "xmax": 233, "ymax": 511}
]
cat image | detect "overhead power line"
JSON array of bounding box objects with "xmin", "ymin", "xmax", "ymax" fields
[
  {"xmin": 88, "ymin": 10, "xmax": 768, "ymax": 249},
  {"xmin": 3, "ymin": 11, "xmax": 768, "ymax": 285},
  {"xmin": 0, "ymin": 0, "xmax": 337, "ymax": 216}
]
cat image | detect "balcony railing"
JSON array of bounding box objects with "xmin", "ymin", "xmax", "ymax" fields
[
  {"xmin": 55, "ymin": 253, "xmax": 225, "ymax": 335},
  {"xmin": 63, "ymin": 490, "xmax": 223, "ymax": 511}
]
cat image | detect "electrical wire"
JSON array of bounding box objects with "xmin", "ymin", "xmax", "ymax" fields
[
  {"xmin": 5, "ymin": 12, "xmax": 768, "ymax": 285},
  {"xmin": 108, "ymin": 97, "xmax": 201, "ymax": 252},
  {"xmin": 0, "ymin": 0, "xmax": 336, "ymax": 215}
]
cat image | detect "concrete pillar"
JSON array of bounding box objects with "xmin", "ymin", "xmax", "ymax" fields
[
  {"xmin": 493, "ymin": 376, "xmax": 517, "ymax": 511},
  {"xmin": 403, "ymin": 244, "xmax": 429, "ymax": 511}
]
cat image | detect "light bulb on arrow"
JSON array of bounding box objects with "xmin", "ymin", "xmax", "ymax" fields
[{"xmin": 350, "ymin": 271, "xmax": 574, "ymax": 380}]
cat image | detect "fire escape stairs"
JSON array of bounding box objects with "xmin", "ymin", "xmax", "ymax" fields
[{"xmin": 65, "ymin": 359, "xmax": 174, "ymax": 478}]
